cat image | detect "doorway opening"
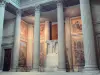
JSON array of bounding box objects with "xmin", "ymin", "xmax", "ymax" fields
[{"xmin": 3, "ymin": 48, "xmax": 12, "ymax": 71}]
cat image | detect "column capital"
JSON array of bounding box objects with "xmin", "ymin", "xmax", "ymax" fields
[
  {"xmin": 80, "ymin": 0, "xmax": 89, "ymax": 4},
  {"xmin": 34, "ymin": 5, "xmax": 41, "ymax": 12},
  {"xmin": 55, "ymin": 0, "xmax": 63, "ymax": 5},
  {"xmin": 55, "ymin": 0, "xmax": 63, "ymax": 7},
  {"xmin": 16, "ymin": 10, "xmax": 22, "ymax": 16}
]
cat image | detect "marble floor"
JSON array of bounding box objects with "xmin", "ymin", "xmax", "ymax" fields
[{"xmin": 0, "ymin": 72, "xmax": 100, "ymax": 75}]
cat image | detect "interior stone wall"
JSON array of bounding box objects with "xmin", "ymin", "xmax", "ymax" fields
[
  {"xmin": 2, "ymin": 19, "xmax": 16, "ymax": 71},
  {"xmin": 91, "ymin": 0, "xmax": 100, "ymax": 69},
  {"xmin": 2, "ymin": 19, "xmax": 15, "ymax": 46}
]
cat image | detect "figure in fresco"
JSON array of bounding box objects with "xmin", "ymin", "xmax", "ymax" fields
[
  {"xmin": 40, "ymin": 24, "xmax": 45, "ymax": 40},
  {"xmin": 18, "ymin": 41, "xmax": 27, "ymax": 71},
  {"xmin": 20, "ymin": 22, "xmax": 28, "ymax": 40},
  {"xmin": 72, "ymin": 21, "xmax": 82, "ymax": 33}
]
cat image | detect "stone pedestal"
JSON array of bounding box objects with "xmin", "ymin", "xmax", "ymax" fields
[{"xmin": 45, "ymin": 40, "xmax": 58, "ymax": 72}]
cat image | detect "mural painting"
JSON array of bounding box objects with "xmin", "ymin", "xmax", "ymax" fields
[
  {"xmin": 20, "ymin": 21, "xmax": 28, "ymax": 41},
  {"xmin": 40, "ymin": 24, "xmax": 45, "ymax": 71},
  {"xmin": 70, "ymin": 17, "xmax": 84, "ymax": 72},
  {"xmin": 71, "ymin": 17, "xmax": 82, "ymax": 35},
  {"xmin": 72, "ymin": 36, "xmax": 84, "ymax": 71},
  {"xmin": 19, "ymin": 41, "xmax": 27, "ymax": 71},
  {"xmin": 19, "ymin": 21, "xmax": 28, "ymax": 71},
  {"xmin": 40, "ymin": 24, "xmax": 45, "ymax": 40}
]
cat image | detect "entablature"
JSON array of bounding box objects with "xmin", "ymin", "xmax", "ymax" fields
[{"xmin": 6, "ymin": 0, "xmax": 20, "ymax": 8}]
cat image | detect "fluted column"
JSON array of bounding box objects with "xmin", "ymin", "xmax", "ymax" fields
[
  {"xmin": 33, "ymin": 5, "xmax": 41, "ymax": 71},
  {"xmin": 12, "ymin": 10, "xmax": 21, "ymax": 71},
  {"xmin": 0, "ymin": 2, "xmax": 5, "ymax": 71},
  {"xmin": 57, "ymin": 0, "xmax": 66, "ymax": 71},
  {"xmin": 80, "ymin": 0, "xmax": 98, "ymax": 71}
]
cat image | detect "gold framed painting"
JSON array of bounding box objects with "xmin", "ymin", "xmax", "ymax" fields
[{"xmin": 70, "ymin": 17, "xmax": 82, "ymax": 35}]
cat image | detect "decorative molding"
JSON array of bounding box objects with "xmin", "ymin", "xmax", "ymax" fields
[
  {"xmin": 93, "ymin": 21, "xmax": 100, "ymax": 25},
  {"xmin": 3, "ymin": 35, "xmax": 14, "ymax": 38},
  {"xmin": 1, "ymin": 42, "xmax": 14, "ymax": 47}
]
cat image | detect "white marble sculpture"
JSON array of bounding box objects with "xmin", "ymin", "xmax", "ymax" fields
[{"xmin": 44, "ymin": 40, "xmax": 58, "ymax": 72}]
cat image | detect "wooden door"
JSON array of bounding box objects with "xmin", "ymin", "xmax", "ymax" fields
[{"xmin": 3, "ymin": 49, "xmax": 11, "ymax": 71}]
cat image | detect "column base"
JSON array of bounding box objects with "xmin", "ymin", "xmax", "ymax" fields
[
  {"xmin": 30, "ymin": 68, "xmax": 39, "ymax": 72},
  {"xmin": 10, "ymin": 68, "xmax": 18, "ymax": 72},
  {"xmin": 57, "ymin": 68, "xmax": 66, "ymax": 72},
  {"xmin": 82, "ymin": 66, "xmax": 99, "ymax": 73},
  {"xmin": 44, "ymin": 67, "xmax": 58, "ymax": 72}
]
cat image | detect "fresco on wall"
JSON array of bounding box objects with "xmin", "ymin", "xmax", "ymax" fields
[
  {"xmin": 20, "ymin": 21, "xmax": 28, "ymax": 41},
  {"xmin": 40, "ymin": 24, "xmax": 45, "ymax": 40},
  {"xmin": 72, "ymin": 36, "xmax": 84, "ymax": 71},
  {"xmin": 18, "ymin": 41, "xmax": 27, "ymax": 71},
  {"xmin": 70, "ymin": 17, "xmax": 84, "ymax": 72},
  {"xmin": 19, "ymin": 21, "xmax": 28, "ymax": 71},
  {"xmin": 39, "ymin": 43, "xmax": 45, "ymax": 72},
  {"xmin": 71, "ymin": 17, "xmax": 82, "ymax": 35},
  {"xmin": 39, "ymin": 24, "xmax": 45, "ymax": 71}
]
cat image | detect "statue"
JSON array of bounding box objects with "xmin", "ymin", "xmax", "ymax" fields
[{"xmin": 45, "ymin": 40, "xmax": 58, "ymax": 72}]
